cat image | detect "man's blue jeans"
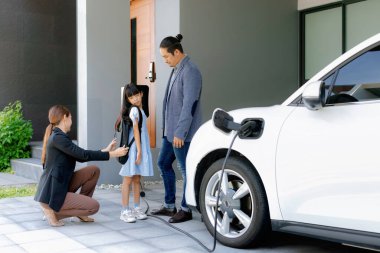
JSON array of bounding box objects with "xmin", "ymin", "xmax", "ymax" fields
[{"xmin": 157, "ymin": 137, "xmax": 190, "ymax": 211}]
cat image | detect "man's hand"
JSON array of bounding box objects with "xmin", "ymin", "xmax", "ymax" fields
[{"xmin": 173, "ymin": 137, "xmax": 184, "ymax": 148}]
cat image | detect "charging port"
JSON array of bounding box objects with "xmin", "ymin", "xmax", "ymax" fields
[{"xmin": 238, "ymin": 118, "xmax": 264, "ymax": 139}]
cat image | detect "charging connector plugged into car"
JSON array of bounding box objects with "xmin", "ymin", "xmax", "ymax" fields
[{"xmin": 213, "ymin": 108, "xmax": 264, "ymax": 138}]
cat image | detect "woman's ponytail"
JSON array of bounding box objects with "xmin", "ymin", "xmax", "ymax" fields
[{"xmin": 41, "ymin": 124, "xmax": 53, "ymax": 165}]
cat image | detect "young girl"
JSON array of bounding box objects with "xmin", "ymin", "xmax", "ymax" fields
[{"xmin": 119, "ymin": 83, "xmax": 154, "ymax": 223}]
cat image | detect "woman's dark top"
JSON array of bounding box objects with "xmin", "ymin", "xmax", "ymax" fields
[{"xmin": 34, "ymin": 127, "xmax": 109, "ymax": 211}]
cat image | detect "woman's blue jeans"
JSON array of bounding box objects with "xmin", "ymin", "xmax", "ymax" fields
[{"xmin": 157, "ymin": 137, "xmax": 190, "ymax": 210}]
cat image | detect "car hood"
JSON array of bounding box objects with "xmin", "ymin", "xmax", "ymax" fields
[{"xmin": 191, "ymin": 104, "xmax": 296, "ymax": 152}]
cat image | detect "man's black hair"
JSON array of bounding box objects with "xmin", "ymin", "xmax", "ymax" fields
[{"xmin": 160, "ymin": 34, "xmax": 184, "ymax": 55}]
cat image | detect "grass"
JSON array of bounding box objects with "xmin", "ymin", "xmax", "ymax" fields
[
  {"xmin": 1, "ymin": 167, "xmax": 14, "ymax": 174},
  {"xmin": 0, "ymin": 184, "xmax": 37, "ymax": 199}
]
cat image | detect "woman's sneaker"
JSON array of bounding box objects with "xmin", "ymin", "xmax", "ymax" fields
[
  {"xmin": 120, "ymin": 209, "xmax": 136, "ymax": 223},
  {"xmin": 133, "ymin": 207, "xmax": 147, "ymax": 220}
]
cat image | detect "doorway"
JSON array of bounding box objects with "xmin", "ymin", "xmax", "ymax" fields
[{"xmin": 130, "ymin": 0, "xmax": 156, "ymax": 147}]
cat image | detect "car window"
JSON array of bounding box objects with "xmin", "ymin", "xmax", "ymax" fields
[{"xmin": 325, "ymin": 45, "xmax": 380, "ymax": 104}]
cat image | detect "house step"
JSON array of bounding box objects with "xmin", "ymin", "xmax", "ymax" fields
[
  {"xmin": 30, "ymin": 141, "xmax": 43, "ymax": 160},
  {"xmin": 11, "ymin": 158, "xmax": 42, "ymax": 182},
  {"xmin": 11, "ymin": 148, "xmax": 86, "ymax": 182},
  {"xmin": 11, "ymin": 140, "xmax": 93, "ymax": 182},
  {"xmin": 29, "ymin": 140, "xmax": 77, "ymax": 160}
]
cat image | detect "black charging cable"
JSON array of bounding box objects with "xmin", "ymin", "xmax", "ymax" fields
[
  {"xmin": 210, "ymin": 132, "xmax": 239, "ymax": 252},
  {"xmin": 139, "ymin": 131, "xmax": 240, "ymax": 252},
  {"xmin": 141, "ymin": 196, "xmax": 218, "ymax": 252}
]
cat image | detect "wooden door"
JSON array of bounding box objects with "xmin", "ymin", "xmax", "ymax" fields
[{"xmin": 130, "ymin": 0, "xmax": 156, "ymax": 147}]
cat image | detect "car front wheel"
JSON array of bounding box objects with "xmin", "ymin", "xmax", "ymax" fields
[{"xmin": 199, "ymin": 157, "xmax": 269, "ymax": 248}]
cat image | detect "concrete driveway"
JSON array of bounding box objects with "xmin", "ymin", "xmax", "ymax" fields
[{"xmin": 0, "ymin": 182, "xmax": 372, "ymax": 253}]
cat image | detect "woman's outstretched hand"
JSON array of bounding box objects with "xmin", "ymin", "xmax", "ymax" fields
[
  {"xmin": 102, "ymin": 139, "xmax": 117, "ymax": 152},
  {"xmin": 109, "ymin": 146, "xmax": 129, "ymax": 158},
  {"xmin": 101, "ymin": 138, "xmax": 128, "ymax": 158}
]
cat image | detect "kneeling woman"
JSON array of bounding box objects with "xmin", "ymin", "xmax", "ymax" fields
[{"xmin": 34, "ymin": 105, "xmax": 128, "ymax": 226}]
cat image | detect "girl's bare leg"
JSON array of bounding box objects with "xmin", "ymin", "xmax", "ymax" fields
[
  {"xmin": 132, "ymin": 175, "xmax": 141, "ymax": 206},
  {"xmin": 122, "ymin": 176, "xmax": 133, "ymax": 208}
]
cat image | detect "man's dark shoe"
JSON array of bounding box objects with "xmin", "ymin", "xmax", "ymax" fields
[
  {"xmin": 150, "ymin": 206, "xmax": 177, "ymax": 217},
  {"xmin": 169, "ymin": 210, "xmax": 192, "ymax": 223}
]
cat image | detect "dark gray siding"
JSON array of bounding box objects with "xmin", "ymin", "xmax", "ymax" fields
[
  {"xmin": 180, "ymin": 0, "xmax": 299, "ymax": 119},
  {"xmin": 0, "ymin": 0, "xmax": 77, "ymax": 141}
]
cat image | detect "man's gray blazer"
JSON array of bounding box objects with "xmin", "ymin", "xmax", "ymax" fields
[{"xmin": 162, "ymin": 56, "xmax": 202, "ymax": 142}]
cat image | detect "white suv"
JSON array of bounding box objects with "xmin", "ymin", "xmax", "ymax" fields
[{"xmin": 185, "ymin": 33, "xmax": 380, "ymax": 250}]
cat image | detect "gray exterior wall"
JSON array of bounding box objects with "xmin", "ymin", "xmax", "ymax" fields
[
  {"xmin": 78, "ymin": 0, "xmax": 130, "ymax": 184},
  {"xmin": 2, "ymin": 0, "xmax": 299, "ymax": 185},
  {"xmin": 180, "ymin": 0, "xmax": 299, "ymax": 120},
  {"xmin": 154, "ymin": 0, "xmax": 180, "ymax": 147},
  {"xmin": 0, "ymin": 0, "xmax": 77, "ymax": 141},
  {"xmin": 151, "ymin": 0, "xmax": 181, "ymax": 181},
  {"xmin": 147, "ymin": 0, "xmax": 298, "ymax": 184}
]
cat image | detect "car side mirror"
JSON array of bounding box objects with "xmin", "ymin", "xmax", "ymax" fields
[{"xmin": 302, "ymin": 81, "xmax": 326, "ymax": 111}]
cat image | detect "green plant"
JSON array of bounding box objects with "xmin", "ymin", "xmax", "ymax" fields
[
  {"xmin": 0, "ymin": 101, "xmax": 33, "ymax": 171},
  {"xmin": 2, "ymin": 167, "xmax": 14, "ymax": 174}
]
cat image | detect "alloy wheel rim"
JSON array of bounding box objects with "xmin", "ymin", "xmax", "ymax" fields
[{"xmin": 204, "ymin": 169, "xmax": 254, "ymax": 238}]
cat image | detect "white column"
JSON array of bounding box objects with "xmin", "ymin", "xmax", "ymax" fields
[
  {"xmin": 77, "ymin": 0, "xmax": 131, "ymax": 184},
  {"xmin": 77, "ymin": 0, "xmax": 88, "ymax": 148}
]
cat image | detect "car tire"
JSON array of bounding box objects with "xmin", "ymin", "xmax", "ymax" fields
[{"xmin": 199, "ymin": 157, "xmax": 269, "ymax": 248}]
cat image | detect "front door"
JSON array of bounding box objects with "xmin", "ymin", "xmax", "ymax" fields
[{"xmin": 130, "ymin": 0, "xmax": 156, "ymax": 147}]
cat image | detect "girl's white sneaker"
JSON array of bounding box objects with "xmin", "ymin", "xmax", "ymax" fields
[
  {"xmin": 120, "ymin": 209, "xmax": 136, "ymax": 223},
  {"xmin": 133, "ymin": 207, "xmax": 147, "ymax": 220}
]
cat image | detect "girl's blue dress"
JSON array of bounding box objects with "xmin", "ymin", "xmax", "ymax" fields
[{"xmin": 119, "ymin": 107, "xmax": 154, "ymax": 177}]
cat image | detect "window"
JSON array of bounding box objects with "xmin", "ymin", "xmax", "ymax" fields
[
  {"xmin": 303, "ymin": 6, "xmax": 342, "ymax": 80},
  {"xmin": 346, "ymin": 0, "xmax": 380, "ymax": 50},
  {"xmin": 324, "ymin": 45, "xmax": 380, "ymax": 104},
  {"xmin": 301, "ymin": 0, "xmax": 380, "ymax": 85}
]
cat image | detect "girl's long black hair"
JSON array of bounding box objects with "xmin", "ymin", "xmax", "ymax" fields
[{"xmin": 121, "ymin": 83, "xmax": 140, "ymax": 124}]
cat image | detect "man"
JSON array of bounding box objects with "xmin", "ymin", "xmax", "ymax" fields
[{"xmin": 151, "ymin": 34, "xmax": 202, "ymax": 223}]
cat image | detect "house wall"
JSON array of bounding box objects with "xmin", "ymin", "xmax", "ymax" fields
[
  {"xmin": 298, "ymin": 0, "xmax": 341, "ymax": 10},
  {"xmin": 1, "ymin": 0, "xmax": 300, "ymax": 184},
  {"xmin": 150, "ymin": 0, "xmax": 182, "ymax": 181},
  {"xmin": 180, "ymin": 0, "xmax": 299, "ymax": 121},
  {"xmin": 0, "ymin": 0, "xmax": 77, "ymax": 141},
  {"xmin": 154, "ymin": 0, "xmax": 180, "ymax": 147},
  {"xmin": 78, "ymin": 0, "xmax": 131, "ymax": 184},
  {"xmin": 145, "ymin": 0, "xmax": 298, "ymax": 184}
]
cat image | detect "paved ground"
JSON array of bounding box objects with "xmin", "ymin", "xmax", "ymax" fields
[
  {"xmin": 0, "ymin": 173, "xmax": 36, "ymax": 188},
  {"xmin": 0, "ymin": 173, "xmax": 372, "ymax": 253}
]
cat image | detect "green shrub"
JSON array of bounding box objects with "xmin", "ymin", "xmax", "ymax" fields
[{"xmin": 0, "ymin": 101, "xmax": 33, "ymax": 171}]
